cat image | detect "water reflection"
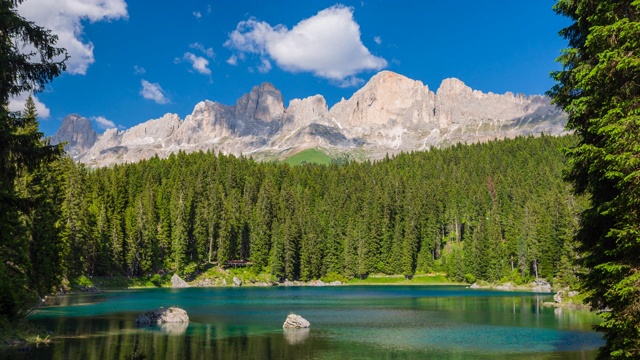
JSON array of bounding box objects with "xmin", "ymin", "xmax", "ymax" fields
[
  {"xmin": 158, "ymin": 322, "xmax": 188, "ymax": 336},
  {"xmin": 10, "ymin": 286, "xmax": 603, "ymax": 359},
  {"xmin": 283, "ymin": 328, "xmax": 310, "ymax": 345}
]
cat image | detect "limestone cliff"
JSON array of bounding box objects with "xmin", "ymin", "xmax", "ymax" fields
[{"xmin": 53, "ymin": 71, "xmax": 567, "ymax": 167}]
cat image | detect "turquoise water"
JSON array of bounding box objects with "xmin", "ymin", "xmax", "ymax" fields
[{"xmin": 7, "ymin": 286, "xmax": 602, "ymax": 359}]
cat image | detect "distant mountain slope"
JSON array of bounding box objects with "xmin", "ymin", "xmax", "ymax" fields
[{"xmin": 52, "ymin": 71, "xmax": 567, "ymax": 167}]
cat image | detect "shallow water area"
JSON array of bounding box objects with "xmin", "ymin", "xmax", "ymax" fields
[{"xmin": 4, "ymin": 286, "xmax": 602, "ymax": 359}]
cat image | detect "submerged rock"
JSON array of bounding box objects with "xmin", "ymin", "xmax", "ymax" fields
[
  {"xmin": 171, "ymin": 274, "xmax": 189, "ymax": 288},
  {"xmin": 283, "ymin": 314, "xmax": 310, "ymax": 329},
  {"xmin": 135, "ymin": 307, "xmax": 189, "ymax": 325}
]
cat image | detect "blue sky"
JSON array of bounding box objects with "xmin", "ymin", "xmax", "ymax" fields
[{"xmin": 12, "ymin": 1, "xmax": 570, "ymax": 136}]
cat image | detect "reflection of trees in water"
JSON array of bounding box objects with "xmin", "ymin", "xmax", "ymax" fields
[
  {"xmin": 30, "ymin": 318, "xmax": 333, "ymax": 359},
  {"xmin": 283, "ymin": 328, "xmax": 310, "ymax": 345}
]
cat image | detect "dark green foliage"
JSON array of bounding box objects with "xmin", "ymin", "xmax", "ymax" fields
[
  {"xmin": 56, "ymin": 136, "xmax": 582, "ymax": 288},
  {"xmin": 550, "ymin": 1, "xmax": 640, "ymax": 358},
  {"xmin": 1, "ymin": 0, "xmax": 68, "ymax": 321}
]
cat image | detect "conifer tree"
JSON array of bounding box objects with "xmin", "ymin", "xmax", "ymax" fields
[
  {"xmin": 1, "ymin": 0, "xmax": 67, "ymax": 320},
  {"xmin": 550, "ymin": 1, "xmax": 640, "ymax": 357}
]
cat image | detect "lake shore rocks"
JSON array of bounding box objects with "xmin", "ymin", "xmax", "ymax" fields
[
  {"xmin": 233, "ymin": 277, "xmax": 242, "ymax": 286},
  {"xmin": 135, "ymin": 307, "xmax": 189, "ymax": 325},
  {"xmin": 283, "ymin": 314, "xmax": 310, "ymax": 329},
  {"xmin": 171, "ymin": 274, "xmax": 189, "ymax": 288},
  {"xmin": 469, "ymin": 280, "xmax": 555, "ymax": 292}
]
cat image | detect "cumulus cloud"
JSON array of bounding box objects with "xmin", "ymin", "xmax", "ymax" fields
[
  {"xmin": 183, "ymin": 53, "xmax": 211, "ymax": 75},
  {"xmin": 193, "ymin": 11, "xmax": 202, "ymax": 19},
  {"xmin": 189, "ymin": 42, "xmax": 215, "ymax": 58},
  {"xmin": 17, "ymin": 0, "xmax": 128, "ymax": 75},
  {"xmin": 227, "ymin": 54, "xmax": 239, "ymax": 66},
  {"xmin": 257, "ymin": 58, "xmax": 272, "ymax": 74},
  {"xmin": 92, "ymin": 116, "xmax": 116, "ymax": 130},
  {"xmin": 8, "ymin": 93, "xmax": 51, "ymax": 118},
  {"xmin": 140, "ymin": 80, "xmax": 169, "ymax": 104},
  {"xmin": 224, "ymin": 5, "xmax": 386, "ymax": 84}
]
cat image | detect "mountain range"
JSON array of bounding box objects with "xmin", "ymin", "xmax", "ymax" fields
[{"xmin": 51, "ymin": 71, "xmax": 567, "ymax": 167}]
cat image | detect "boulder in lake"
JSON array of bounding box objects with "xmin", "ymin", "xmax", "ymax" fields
[
  {"xmin": 171, "ymin": 274, "xmax": 189, "ymax": 288},
  {"xmin": 283, "ymin": 313, "xmax": 310, "ymax": 329},
  {"xmin": 135, "ymin": 307, "xmax": 189, "ymax": 325}
]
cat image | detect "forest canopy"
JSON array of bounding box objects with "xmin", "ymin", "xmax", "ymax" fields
[{"xmin": 53, "ymin": 135, "xmax": 583, "ymax": 286}]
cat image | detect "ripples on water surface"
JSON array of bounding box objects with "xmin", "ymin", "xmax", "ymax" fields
[{"xmin": 4, "ymin": 286, "xmax": 602, "ymax": 359}]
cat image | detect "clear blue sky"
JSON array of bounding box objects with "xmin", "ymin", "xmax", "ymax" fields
[{"xmin": 13, "ymin": 1, "xmax": 570, "ymax": 136}]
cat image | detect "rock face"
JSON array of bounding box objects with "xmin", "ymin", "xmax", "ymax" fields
[
  {"xmin": 53, "ymin": 71, "xmax": 568, "ymax": 167},
  {"xmin": 232, "ymin": 277, "xmax": 242, "ymax": 287},
  {"xmin": 135, "ymin": 307, "xmax": 189, "ymax": 325},
  {"xmin": 171, "ymin": 274, "xmax": 189, "ymax": 288},
  {"xmin": 283, "ymin": 314, "xmax": 310, "ymax": 329},
  {"xmin": 50, "ymin": 114, "xmax": 99, "ymax": 157}
]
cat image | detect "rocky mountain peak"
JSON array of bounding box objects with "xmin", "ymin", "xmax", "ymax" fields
[
  {"xmin": 235, "ymin": 82, "xmax": 285, "ymax": 122},
  {"xmin": 51, "ymin": 114, "xmax": 98, "ymax": 156},
  {"xmin": 56, "ymin": 71, "xmax": 568, "ymax": 167},
  {"xmin": 437, "ymin": 78, "xmax": 472, "ymax": 96}
]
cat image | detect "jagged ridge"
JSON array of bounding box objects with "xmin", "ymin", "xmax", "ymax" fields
[{"xmin": 52, "ymin": 71, "xmax": 567, "ymax": 167}]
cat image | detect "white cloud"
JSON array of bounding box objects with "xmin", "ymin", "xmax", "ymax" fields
[
  {"xmin": 133, "ymin": 65, "xmax": 146, "ymax": 75},
  {"xmin": 227, "ymin": 55, "xmax": 238, "ymax": 66},
  {"xmin": 189, "ymin": 42, "xmax": 215, "ymax": 58},
  {"xmin": 224, "ymin": 5, "xmax": 386, "ymax": 84},
  {"xmin": 257, "ymin": 58, "xmax": 272, "ymax": 74},
  {"xmin": 8, "ymin": 93, "xmax": 51, "ymax": 118},
  {"xmin": 17, "ymin": 0, "xmax": 128, "ymax": 75},
  {"xmin": 373, "ymin": 36, "xmax": 382, "ymax": 45},
  {"xmin": 193, "ymin": 11, "xmax": 202, "ymax": 19},
  {"xmin": 183, "ymin": 52, "xmax": 211, "ymax": 75},
  {"xmin": 140, "ymin": 80, "xmax": 169, "ymax": 104},
  {"xmin": 92, "ymin": 116, "xmax": 116, "ymax": 130},
  {"xmin": 336, "ymin": 76, "xmax": 364, "ymax": 88}
]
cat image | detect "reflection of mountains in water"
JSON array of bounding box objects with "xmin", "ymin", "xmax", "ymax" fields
[{"xmin": 52, "ymin": 71, "xmax": 567, "ymax": 167}]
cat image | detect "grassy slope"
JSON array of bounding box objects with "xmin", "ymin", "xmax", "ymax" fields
[
  {"xmin": 347, "ymin": 274, "xmax": 455, "ymax": 285},
  {"xmin": 283, "ymin": 148, "xmax": 332, "ymax": 165}
]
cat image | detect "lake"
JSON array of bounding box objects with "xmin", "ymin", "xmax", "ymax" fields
[{"xmin": 7, "ymin": 286, "xmax": 602, "ymax": 359}]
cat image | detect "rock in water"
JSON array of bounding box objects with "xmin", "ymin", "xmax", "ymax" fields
[
  {"xmin": 171, "ymin": 274, "xmax": 189, "ymax": 288},
  {"xmin": 283, "ymin": 314, "xmax": 310, "ymax": 329},
  {"xmin": 135, "ymin": 307, "xmax": 189, "ymax": 325}
]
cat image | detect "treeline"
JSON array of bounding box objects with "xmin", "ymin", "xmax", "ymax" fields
[{"xmin": 52, "ymin": 135, "xmax": 583, "ymax": 285}]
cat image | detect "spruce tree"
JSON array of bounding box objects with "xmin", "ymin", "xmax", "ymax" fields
[
  {"xmin": 550, "ymin": 1, "xmax": 640, "ymax": 358},
  {"xmin": 1, "ymin": 0, "xmax": 67, "ymax": 320}
]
